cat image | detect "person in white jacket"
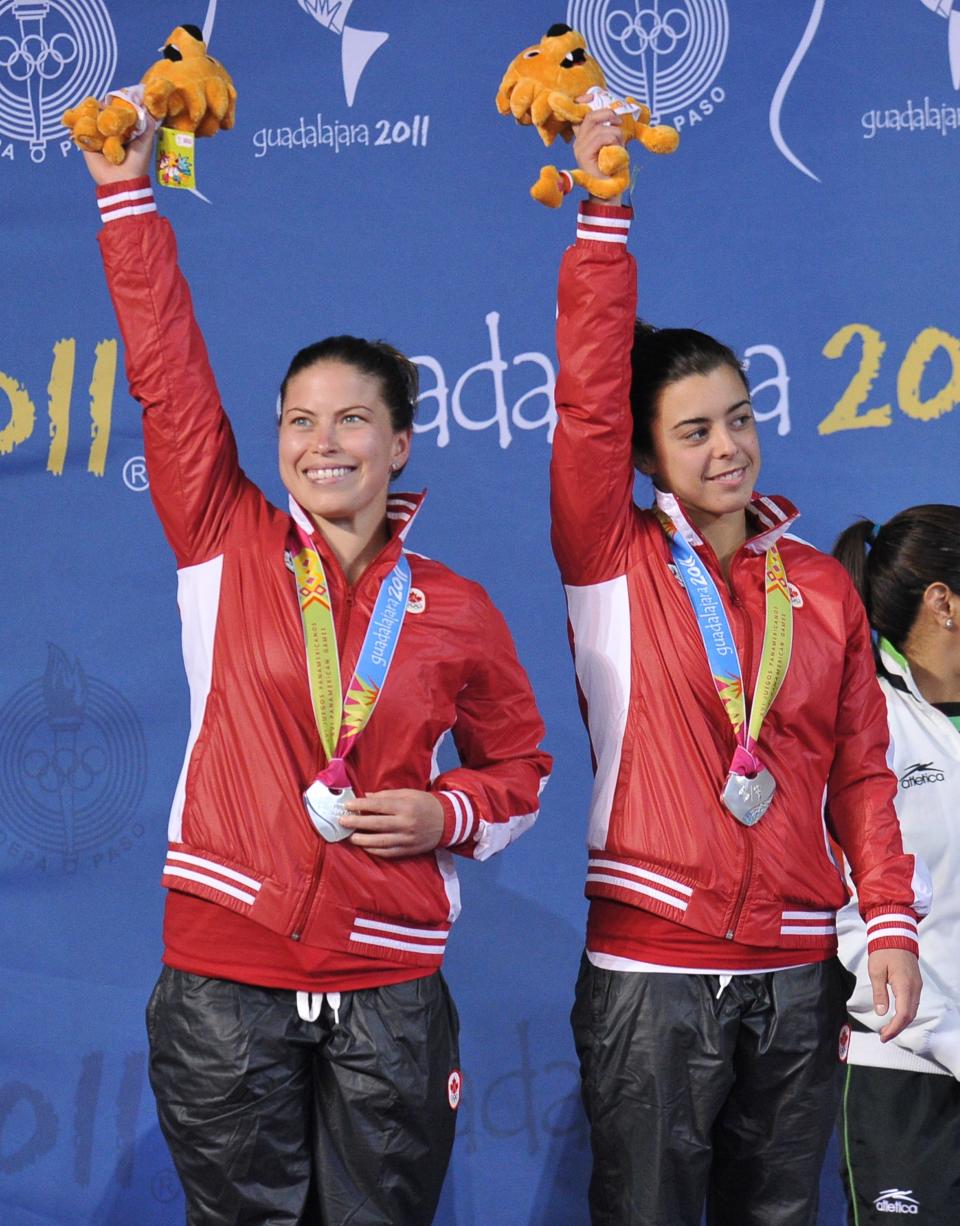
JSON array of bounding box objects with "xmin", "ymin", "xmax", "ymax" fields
[{"xmin": 833, "ymin": 505, "xmax": 960, "ymax": 1225}]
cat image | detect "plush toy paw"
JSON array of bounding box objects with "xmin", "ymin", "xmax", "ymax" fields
[
  {"xmin": 531, "ymin": 165, "xmax": 567, "ymax": 208},
  {"xmin": 638, "ymin": 124, "xmax": 681, "ymax": 155},
  {"xmin": 583, "ymin": 172, "xmax": 630, "ymax": 200},
  {"xmin": 62, "ymin": 92, "xmax": 141, "ymax": 163},
  {"xmin": 620, "ymin": 99, "xmax": 679, "ymax": 154},
  {"xmin": 597, "ymin": 144, "xmax": 629, "ymax": 177},
  {"xmin": 142, "ymin": 25, "xmax": 236, "ymax": 136},
  {"xmin": 62, "ymin": 97, "xmax": 105, "ymax": 153},
  {"xmin": 96, "ymin": 95, "xmax": 140, "ymax": 142},
  {"xmin": 62, "ymin": 95, "xmax": 138, "ymax": 163}
]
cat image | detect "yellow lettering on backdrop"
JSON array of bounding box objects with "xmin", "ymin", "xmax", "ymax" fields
[
  {"xmin": 0, "ymin": 339, "xmax": 117, "ymax": 473},
  {"xmin": 88, "ymin": 340, "xmax": 117, "ymax": 476},
  {"xmin": 46, "ymin": 339, "xmax": 76, "ymax": 476},
  {"xmin": 0, "ymin": 372, "xmax": 36, "ymax": 454},
  {"xmin": 818, "ymin": 324, "xmax": 892, "ymax": 435},
  {"xmin": 897, "ymin": 327, "xmax": 960, "ymax": 423}
]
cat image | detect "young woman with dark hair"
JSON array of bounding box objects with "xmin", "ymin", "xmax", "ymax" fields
[
  {"xmin": 550, "ymin": 108, "xmax": 929, "ymax": 1226},
  {"xmin": 81, "ymin": 126, "xmax": 551, "ymax": 1225},
  {"xmin": 833, "ymin": 506, "xmax": 960, "ymax": 1226}
]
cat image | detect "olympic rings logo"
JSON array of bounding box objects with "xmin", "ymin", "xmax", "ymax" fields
[
  {"xmin": 0, "ymin": 0, "xmax": 116, "ymax": 158},
  {"xmin": 0, "ymin": 645, "xmax": 147, "ymax": 861},
  {"xmin": 604, "ymin": 7, "xmax": 691, "ymax": 58},
  {"xmin": 23, "ymin": 743, "xmax": 108, "ymax": 796},
  {"xmin": 567, "ymin": 0, "xmax": 728, "ymax": 119},
  {"xmin": 0, "ymin": 31, "xmax": 77, "ymax": 81}
]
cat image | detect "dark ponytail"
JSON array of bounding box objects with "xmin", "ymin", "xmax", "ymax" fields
[
  {"xmin": 833, "ymin": 505, "xmax": 960, "ymax": 649},
  {"xmin": 832, "ymin": 519, "xmax": 876, "ymax": 611}
]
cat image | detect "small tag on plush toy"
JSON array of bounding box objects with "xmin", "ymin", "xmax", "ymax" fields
[
  {"xmin": 156, "ymin": 127, "xmax": 196, "ymax": 190},
  {"xmin": 583, "ymin": 85, "xmax": 644, "ymax": 121}
]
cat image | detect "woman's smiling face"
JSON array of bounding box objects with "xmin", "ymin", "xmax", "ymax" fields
[
  {"xmin": 278, "ymin": 360, "xmax": 410, "ymax": 535},
  {"xmin": 640, "ymin": 364, "xmax": 760, "ymax": 532}
]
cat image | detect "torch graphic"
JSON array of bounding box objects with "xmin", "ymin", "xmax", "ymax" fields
[
  {"xmin": 0, "ymin": 3, "xmax": 76, "ymax": 160},
  {"xmin": 40, "ymin": 644, "xmax": 90, "ymax": 856}
]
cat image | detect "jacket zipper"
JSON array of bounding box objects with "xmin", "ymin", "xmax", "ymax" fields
[
  {"xmin": 290, "ymin": 578, "xmax": 357, "ymax": 941},
  {"xmin": 722, "ymin": 550, "xmax": 756, "ymax": 941},
  {"xmin": 673, "ymin": 507, "xmax": 785, "ymax": 942},
  {"xmin": 725, "ymin": 828, "xmax": 753, "ymax": 939},
  {"xmin": 291, "ymin": 840, "xmax": 325, "ymax": 941}
]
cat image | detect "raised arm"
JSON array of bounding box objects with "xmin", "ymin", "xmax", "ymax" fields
[
  {"xmin": 551, "ymin": 109, "xmax": 639, "ymax": 587},
  {"xmin": 84, "ymin": 123, "xmax": 255, "ymax": 566}
]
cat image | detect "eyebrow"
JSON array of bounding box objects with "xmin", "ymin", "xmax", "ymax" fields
[
  {"xmin": 282, "ymin": 403, "xmax": 372, "ymax": 416},
  {"xmin": 670, "ymin": 399, "xmax": 752, "ymax": 432}
]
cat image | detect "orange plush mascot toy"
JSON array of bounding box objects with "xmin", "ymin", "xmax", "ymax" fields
[
  {"xmin": 63, "ymin": 24, "xmax": 236, "ymax": 164},
  {"xmin": 496, "ymin": 22, "xmax": 678, "ymax": 206}
]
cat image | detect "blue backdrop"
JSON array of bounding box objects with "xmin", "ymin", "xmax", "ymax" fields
[{"xmin": 2, "ymin": 2, "xmax": 959, "ymax": 1223}]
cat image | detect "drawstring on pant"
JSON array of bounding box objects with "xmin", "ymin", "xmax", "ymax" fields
[{"xmin": 296, "ymin": 990, "xmax": 342, "ymax": 1024}]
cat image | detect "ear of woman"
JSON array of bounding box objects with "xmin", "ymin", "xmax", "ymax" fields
[{"xmin": 923, "ymin": 582, "xmax": 958, "ymax": 631}]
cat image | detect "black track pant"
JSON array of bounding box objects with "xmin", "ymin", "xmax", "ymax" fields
[
  {"xmin": 839, "ymin": 1061, "xmax": 960, "ymax": 1224},
  {"xmin": 571, "ymin": 955, "xmax": 853, "ymax": 1226},
  {"xmin": 146, "ymin": 967, "xmax": 460, "ymax": 1226}
]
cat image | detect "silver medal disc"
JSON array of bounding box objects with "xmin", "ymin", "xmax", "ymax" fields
[
  {"xmin": 303, "ymin": 780, "xmax": 355, "ymax": 842},
  {"xmin": 721, "ymin": 768, "xmax": 776, "ymax": 827}
]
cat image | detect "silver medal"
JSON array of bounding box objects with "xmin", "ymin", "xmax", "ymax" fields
[
  {"xmin": 303, "ymin": 780, "xmax": 355, "ymax": 842},
  {"xmin": 721, "ymin": 768, "xmax": 776, "ymax": 827}
]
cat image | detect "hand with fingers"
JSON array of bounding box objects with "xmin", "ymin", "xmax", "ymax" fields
[
  {"xmin": 867, "ymin": 947, "xmax": 923, "ymax": 1041},
  {"xmin": 572, "ymin": 104, "xmax": 628, "ymax": 206},
  {"xmin": 340, "ymin": 790, "xmax": 445, "ymax": 859}
]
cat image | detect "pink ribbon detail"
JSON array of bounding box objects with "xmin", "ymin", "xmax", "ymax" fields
[
  {"xmin": 729, "ymin": 745, "xmax": 763, "ymax": 778},
  {"xmin": 315, "ymin": 756, "xmax": 351, "ymax": 791}
]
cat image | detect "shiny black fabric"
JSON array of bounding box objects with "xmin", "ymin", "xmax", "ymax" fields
[
  {"xmin": 839, "ymin": 1060, "xmax": 960, "ymax": 1224},
  {"xmin": 146, "ymin": 968, "xmax": 460, "ymax": 1225},
  {"xmin": 571, "ymin": 956, "xmax": 853, "ymax": 1226}
]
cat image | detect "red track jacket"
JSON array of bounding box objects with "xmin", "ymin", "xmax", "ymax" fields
[
  {"xmin": 551, "ymin": 202, "xmax": 928, "ymax": 957},
  {"xmin": 96, "ymin": 179, "xmax": 551, "ymax": 977}
]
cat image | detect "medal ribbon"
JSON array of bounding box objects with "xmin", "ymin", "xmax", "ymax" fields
[
  {"xmin": 291, "ymin": 528, "xmax": 412, "ymax": 789},
  {"xmin": 656, "ymin": 511, "xmax": 793, "ymax": 774}
]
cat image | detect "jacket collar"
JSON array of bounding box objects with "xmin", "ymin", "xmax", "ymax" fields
[
  {"xmin": 288, "ymin": 489, "xmax": 427, "ymax": 545},
  {"xmin": 878, "ymin": 637, "xmax": 925, "ymax": 703},
  {"xmin": 653, "ymin": 488, "xmax": 799, "ymax": 555}
]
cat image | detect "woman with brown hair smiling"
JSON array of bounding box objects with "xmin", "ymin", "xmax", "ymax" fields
[{"xmin": 80, "ymin": 120, "xmax": 550, "ymax": 1226}]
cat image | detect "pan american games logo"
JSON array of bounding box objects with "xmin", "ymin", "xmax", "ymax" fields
[
  {"xmin": 0, "ymin": 0, "xmax": 116, "ymax": 162},
  {"xmin": 0, "ymin": 646, "xmax": 147, "ymax": 871},
  {"xmin": 566, "ymin": 0, "xmax": 729, "ymax": 131}
]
